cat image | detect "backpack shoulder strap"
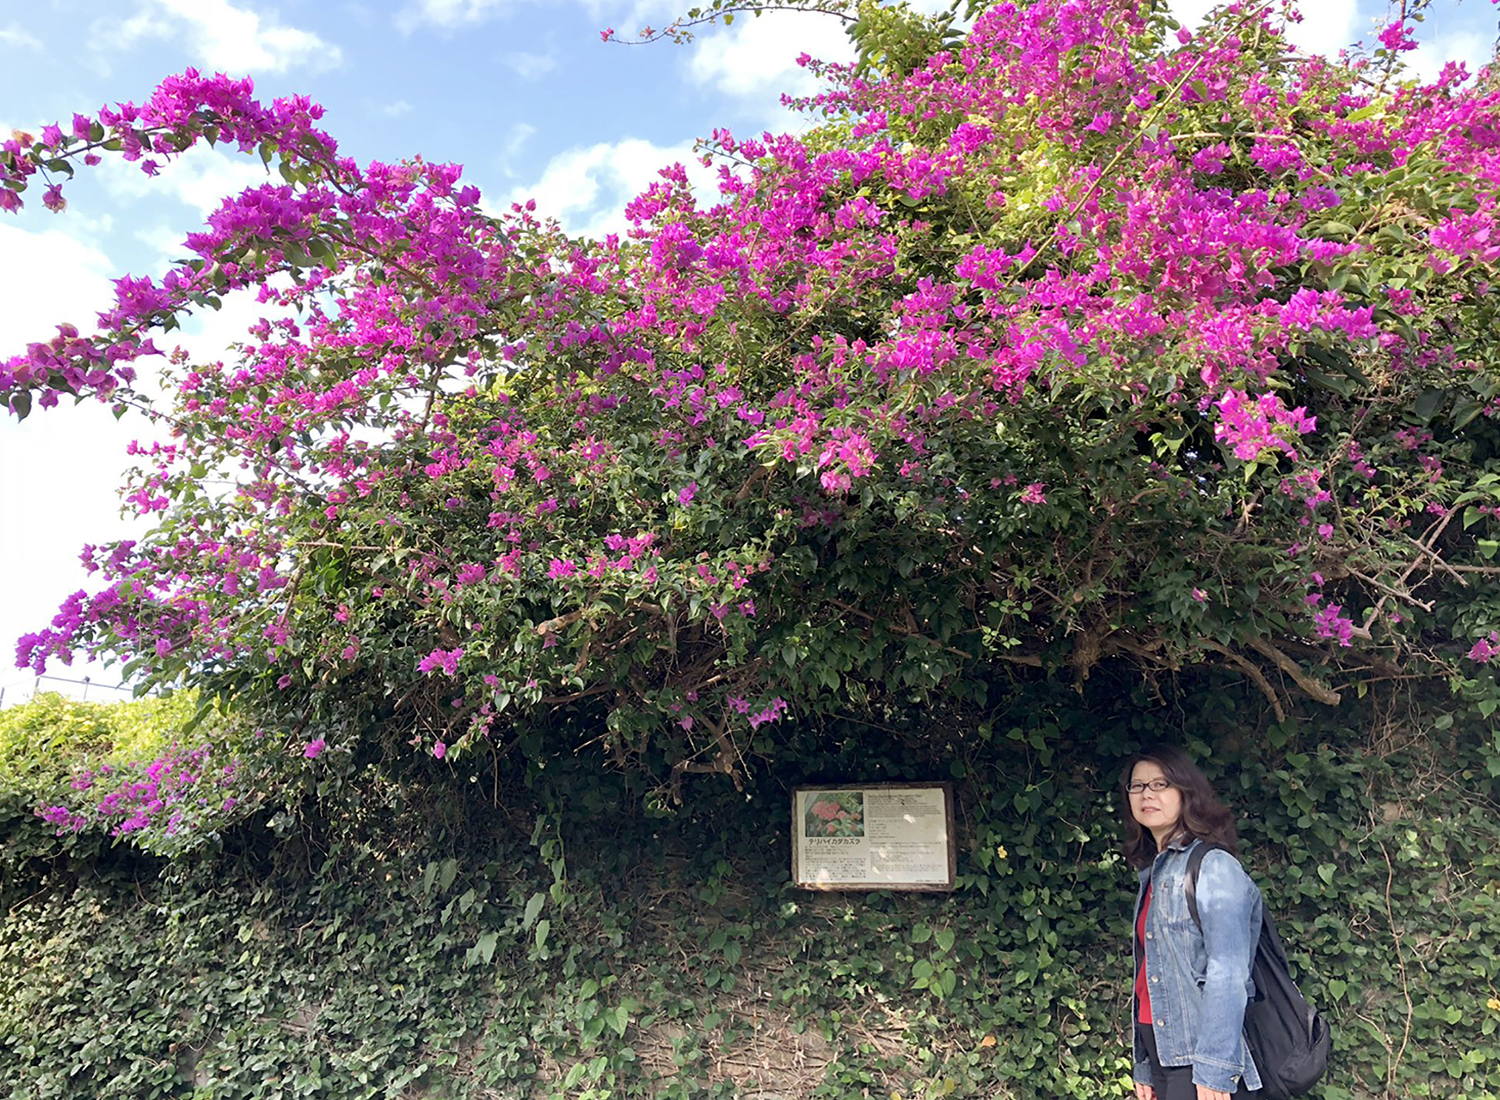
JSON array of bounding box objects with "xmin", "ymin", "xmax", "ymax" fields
[{"xmin": 1184, "ymin": 840, "xmax": 1220, "ymax": 931}]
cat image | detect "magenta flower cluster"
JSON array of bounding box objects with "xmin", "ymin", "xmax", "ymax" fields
[
  {"xmin": 2, "ymin": 0, "xmax": 1498, "ymax": 769},
  {"xmin": 36, "ymin": 743, "xmax": 244, "ymax": 843},
  {"xmin": 1467, "ymin": 632, "xmax": 1500, "ymax": 664}
]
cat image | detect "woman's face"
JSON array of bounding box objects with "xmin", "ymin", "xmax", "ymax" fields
[{"xmin": 1129, "ymin": 760, "xmax": 1183, "ymax": 836}]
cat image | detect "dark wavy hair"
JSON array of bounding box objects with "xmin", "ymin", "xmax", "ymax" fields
[{"xmin": 1120, "ymin": 745, "xmax": 1240, "ymax": 870}]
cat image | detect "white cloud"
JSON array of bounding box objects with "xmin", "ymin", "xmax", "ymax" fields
[
  {"xmin": 506, "ymin": 49, "xmax": 557, "ymax": 79},
  {"xmin": 1166, "ymin": 0, "xmax": 1218, "ymax": 28},
  {"xmin": 688, "ymin": 10, "xmax": 855, "ymax": 104},
  {"xmin": 1168, "ymin": 0, "xmax": 1357, "ymax": 58},
  {"xmin": 396, "ymin": 0, "xmax": 512, "ymax": 33},
  {"xmin": 382, "ymin": 99, "xmax": 415, "ymax": 117},
  {"xmin": 112, "ymin": 6, "xmax": 171, "ymax": 50},
  {"xmin": 110, "ymin": 0, "xmax": 343, "ymax": 74},
  {"xmin": 498, "ymin": 121, "xmax": 537, "ymax": 174},
  {"xmin": 582, "ymin": 0, "xmax": 677, "ymax": 34},
  {"xmin": 0, "ymin": 224, "xmax": 117, "ymax": 350},
  {"xmin": 0, "ymin": 25, "xmax": 43, "ymax": 50},
  {"xmin": 100, "ymin": 145, "xmax": 272, "ymax": 217},
  {"xmin": 1279, "ymin": 0, "xmax": 1358, "ymax": 58},
  {"xmin": 170, "ymin": 282, "xmax": 287, "ymax": 369},
  {"xmin": 1405, "ymin": 29, "xmax": 1492, "ymax": 85},
  {"xmin": 682, "ymin": 0, "xmax": 959, "ymax": 112},
  {"xmin": 0, "ymin": 223, "xmax": 147, "ymax": 688},
  {"xmin": 501, "ymin": 136, "xmax": 718, "ymax": 239},
  {"xmin": 132, "ymin": 222, "xmax": 193, "ymax": 267}
]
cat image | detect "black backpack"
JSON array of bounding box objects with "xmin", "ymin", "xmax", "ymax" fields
[{"xmin": 1186, "ymin": 844, "xmax": 1332, "ymax": 1100}]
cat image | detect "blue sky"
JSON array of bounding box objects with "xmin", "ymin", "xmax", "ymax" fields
[{"xmin": 0, "ymin": 0, "xmax": 1494, "ymax": 704}]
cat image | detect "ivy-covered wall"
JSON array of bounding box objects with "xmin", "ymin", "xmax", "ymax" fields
[{"xmin": 2, "ymin": 683, "xmax": 1497, "ymax": 1100}]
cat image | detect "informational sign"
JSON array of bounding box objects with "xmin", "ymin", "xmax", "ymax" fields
[{"xmin": 791, "ymin": 783, "xmax": 955, "ymax": 891}]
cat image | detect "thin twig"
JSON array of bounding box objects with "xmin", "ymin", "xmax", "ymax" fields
[
  {"xmin": 1378, "ymin": 840, "xmax": 1415, "ymax": 1094},
  {"xmin": 1350, "ymin": 569, "xmax": 1434, "ymax": 612}
]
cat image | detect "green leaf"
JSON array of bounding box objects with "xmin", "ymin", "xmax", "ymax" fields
[
  {"xmin": 522, "ymin": 891, "xmax": 546, "ymax": 930},
  {"xmin": 1413, "ymin": 389, "xmax": 1445, "ymax": 422},
  {"xmin": 473, "ymin": 932, "xmax": 498, "ymax": 965}
]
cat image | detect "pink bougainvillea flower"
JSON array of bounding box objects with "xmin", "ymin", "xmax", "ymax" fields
[
  {"xmin": 417, "ymin": 647, "xmax": 463, "ymax": 676},
  {"xmin": 1467, "ymin": 632, "xmax": 1500, "ymax": 664},
  {"xmin": 1376, "ymin": 20, "xmax": 1418, "ymax": 52}
]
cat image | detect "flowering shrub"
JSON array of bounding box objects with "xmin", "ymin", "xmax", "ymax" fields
[{"xmin": 5, "ymin": 0, "xmax": 1500, "ymax": 799}]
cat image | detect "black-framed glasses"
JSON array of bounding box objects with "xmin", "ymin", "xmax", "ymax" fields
[{"xmin": 1125, "ymin": 778, "xmax": 1172, "ymax": 795}]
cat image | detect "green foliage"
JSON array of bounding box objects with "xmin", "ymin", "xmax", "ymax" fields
[
  {"xmin": 0, "ymin": 692, "xmax": 254, "ymax": 866},
  {"xmin": 0, "ymin": 692, "xmax": 169, "ymax": 786},
  {"xmin": 2, "ymin": 679, "xmax": 1497, "ymax": 1098}
]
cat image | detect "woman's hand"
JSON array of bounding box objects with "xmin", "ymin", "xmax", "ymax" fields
[
  {"xmin": 1195, "ymin": 1087, "xmax": 1231, "ymax": 1100},
  {"xmin": 1134, "ymin": 1083, "xmax": 1156, "ymax": 1100}
]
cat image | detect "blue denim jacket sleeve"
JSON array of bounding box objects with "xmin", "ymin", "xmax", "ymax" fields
[
  {"xmin": 1133, "ymin": 1053, "xmax": 1153, "ymax": 1086},
  {"xmin": 1191, "ymin": 849, "xmax": 1261, "ymax": 1092}
]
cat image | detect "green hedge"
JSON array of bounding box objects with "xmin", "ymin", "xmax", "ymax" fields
[{"xmin": 1, "ymin": 684, "xmax": 1497, "ymax": 1099}]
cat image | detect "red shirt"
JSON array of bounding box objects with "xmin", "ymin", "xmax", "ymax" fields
[{"xmin": 1135, "ymin": 883, "xmax": 1153, "ymax": 1024}]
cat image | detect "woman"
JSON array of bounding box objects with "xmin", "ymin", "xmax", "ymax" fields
[{"xmin": 1123, "ymin": 746, "xmax": 1263, "ymax": 1100}]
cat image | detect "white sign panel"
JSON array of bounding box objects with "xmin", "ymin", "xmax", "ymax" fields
[{"xmin": 792, "ymin": 783, "xmax": 955, "ymax": 891}]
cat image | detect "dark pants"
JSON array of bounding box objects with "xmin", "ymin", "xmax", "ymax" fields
[{"xmin": 1135, "ymin": 1024, "xmax": 1260, "ymax": 1098}]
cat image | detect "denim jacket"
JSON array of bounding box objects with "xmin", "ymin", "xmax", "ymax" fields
[{"xmin": 1132, "ymin": 836, "xmax": 1264, "ymax": 1093}]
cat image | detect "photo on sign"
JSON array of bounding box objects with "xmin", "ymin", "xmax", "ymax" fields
[{"xmin": 803, "ymin": 790, "xmax": 865, "ymax": 838}]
